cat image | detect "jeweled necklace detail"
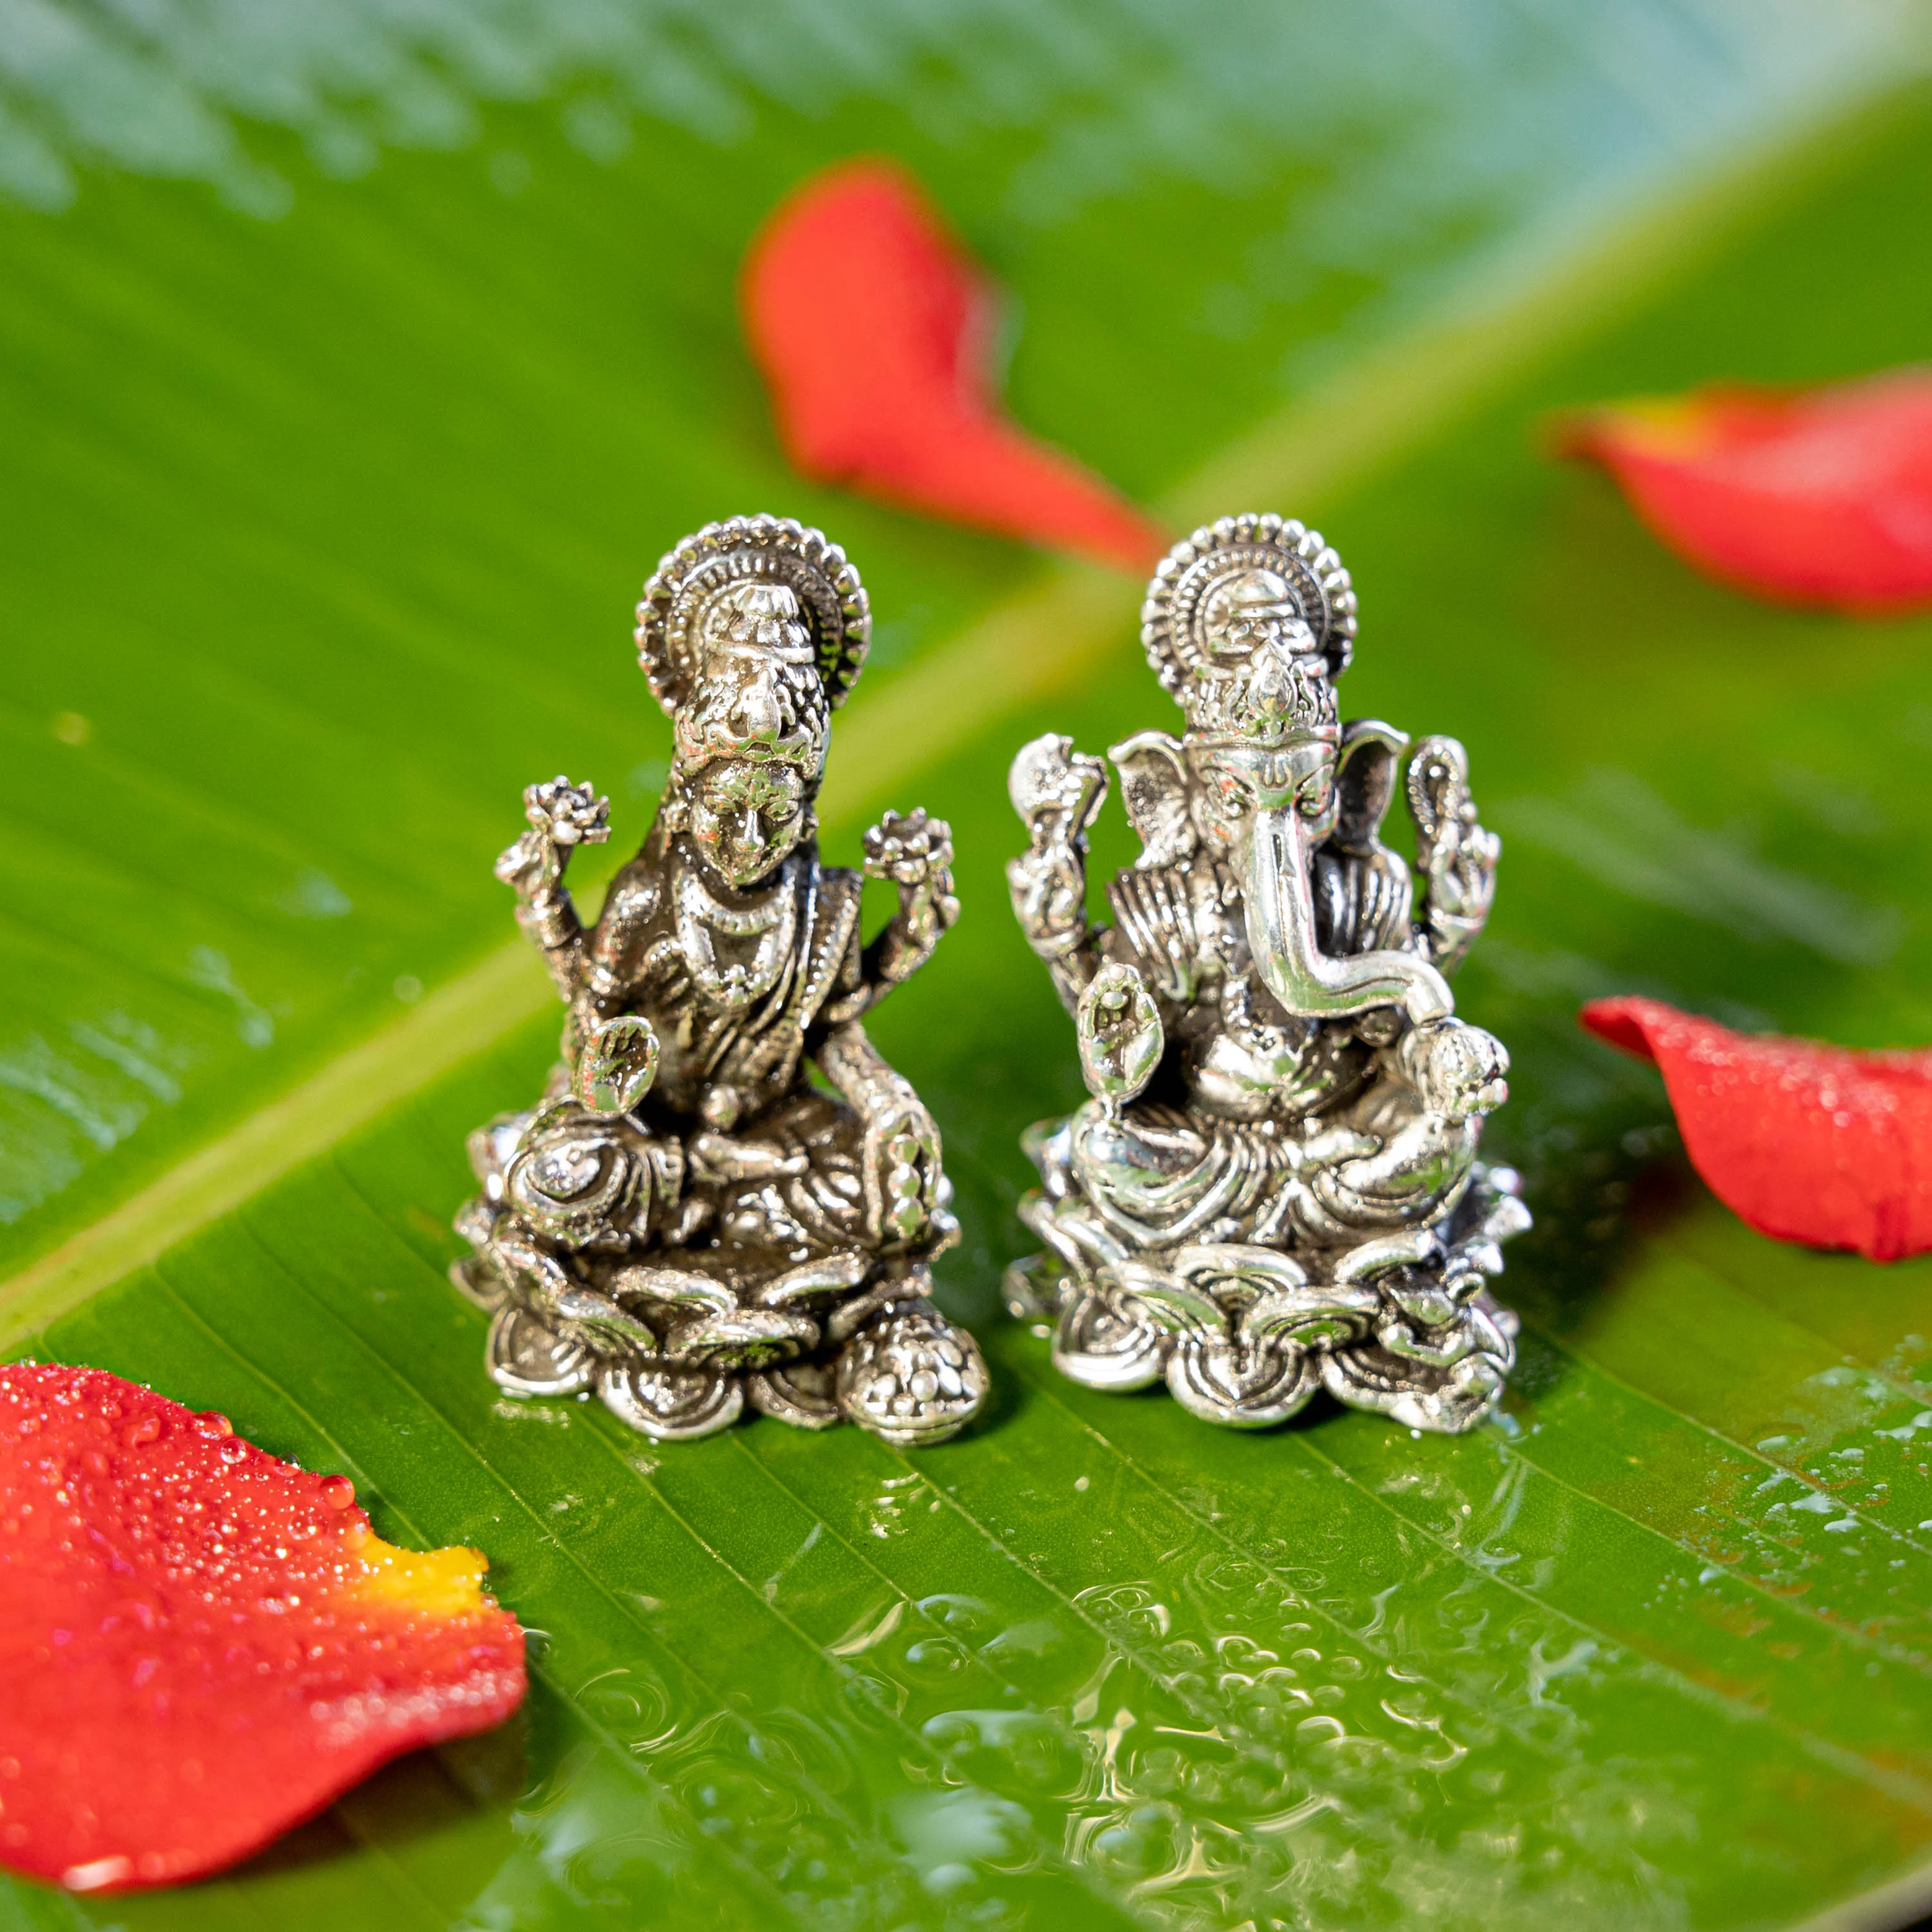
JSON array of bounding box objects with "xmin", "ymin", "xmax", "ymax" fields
[{"xmin": 675, "ymin": 857, "xmax": 795, "ymax": 1009}]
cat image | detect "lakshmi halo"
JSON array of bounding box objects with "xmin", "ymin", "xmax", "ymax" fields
[{"xmin": 635, "ymin": 513, "xmax": 870, "ymax": 717}]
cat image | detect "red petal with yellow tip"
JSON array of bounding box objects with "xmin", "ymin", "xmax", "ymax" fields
[
  {"xmin": 742, "ymin": 158, "xmax": 1167, "ymax": 574},
  {"xmin": 1580, "ymin": 996, "xmax": 1932, "ymax": 1261},
  {"xmin": 1556, "ymin": 369, "xmax": 1932, "ymax": 611},
  {"xmin": 0, "ymin": 1363, "xmax": 524, "ymax": 1893}
]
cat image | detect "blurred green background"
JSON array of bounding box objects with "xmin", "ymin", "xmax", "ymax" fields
[{"xmin": 5, "ymin": 3, "xmax": 1932, "ymax": 1927}]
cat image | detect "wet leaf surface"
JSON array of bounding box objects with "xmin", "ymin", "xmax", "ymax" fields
[
  {"xmin": 5, "ymin": 8, "xmax": 1932, "ymax": 1928},
  {"xmin": 14, "ymin": 1032, "xmax": 1932, "ymax": 1929}
]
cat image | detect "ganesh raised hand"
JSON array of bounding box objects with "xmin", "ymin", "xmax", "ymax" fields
[
  {"xmin": 1006, "ymin": 733, "xmax": 1106, "ymax": 958},
  {"xmin": 495, "ymin": 773, "xmax": 611, "ymax": 898},
  {"xmin": 1407, "ymin": 736, "xmax": 1498, "ymax": 972},
  {"xmin": 864, "ymin": 808, "xmax": 960, "ymax": 983}
]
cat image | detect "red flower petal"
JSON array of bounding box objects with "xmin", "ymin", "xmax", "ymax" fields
[
  {"xmin": 0, "ymin": 1364, "xmax": 525, "ymax": 1893},
  {"xmin": 1580, "ymin": 996, "xmax": 1932, "ymax": 1261},
  {"xmin": 1555, "ymin": 369, "xmax": 1932, "ymax": 611},
  {"xmin": 742, "ymin": 158, "xmax": 1167, "ymax": 574}
]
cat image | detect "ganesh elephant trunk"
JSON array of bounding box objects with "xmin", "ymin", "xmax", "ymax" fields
[{"xmin": 1244, "ymin": 804, "xmax": 1452, "ymax": 1025}]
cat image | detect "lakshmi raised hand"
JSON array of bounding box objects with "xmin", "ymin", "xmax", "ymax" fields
[
  {"xmin": 454, "ymin": 515, "xmax": 986, "ymax": 1444},
  {"xmin": 1006, "ymin": 514, "xmax": 1527, "ymax": 1434}
]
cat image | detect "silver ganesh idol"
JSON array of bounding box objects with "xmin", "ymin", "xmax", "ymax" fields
[
  {"xmin": 1005, "ymin": 514, "xmax": 1528, "ymax": 1434},
  {"xmin": 453, "ymin": 515, "xmax": 988, "ymax": 1444}
]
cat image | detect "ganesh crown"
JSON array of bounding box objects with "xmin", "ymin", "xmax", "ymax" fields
[
  {"xmin": 636, "ymin": 515, "xmax": 870, "ymax": 774},
  {"xmin": 1139, "ymin": 514, "xmax": 1356, "ymax": 750}
]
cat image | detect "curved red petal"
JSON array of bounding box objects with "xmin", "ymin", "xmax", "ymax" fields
[
  {"xmin": 742, "ymin": 158, "xmax": 1167, "ymax": 574},
  {"xmin": 1580, "ymin": 996, "xmax": 1932, "ymax": 1262},
  {"xmin": 1557, "ymin": 369, "xmax": 1932, "ymax": 611},
  {"xmin": 0, "ymin": 1364, "xmax": 525, "ymax": 1893}
]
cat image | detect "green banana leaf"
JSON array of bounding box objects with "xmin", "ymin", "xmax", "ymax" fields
[{"xmin": 5, "ymin": 5, "xmax": 1932, "ymax": 1926}]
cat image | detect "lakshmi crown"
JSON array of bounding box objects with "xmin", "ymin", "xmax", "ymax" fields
[
  {"xmin": 636, "ymin": 515, "xmax": 869, "ymax": 716},
  {"xmin": 636, "ymin": 514, "xmax": 872, "ymax": 779}
]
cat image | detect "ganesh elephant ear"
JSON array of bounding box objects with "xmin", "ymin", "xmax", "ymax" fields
[
  {"xmin": 1331, "ymin": 719, "xmax": 1410, "ymax": 856},
  {"xmin": 1107, "ymin": 729, "xmax": 1196, "ymax": 869}
]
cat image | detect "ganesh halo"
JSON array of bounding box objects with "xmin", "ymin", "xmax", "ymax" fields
[
  {"xmin": 453, "ymin": 515, "xmax": 986, "ymax": 1447},
  {"xmin": 1142, "ymin": 511, "xmax": 1356, "ymax": 687},
  {"xmin": 1006, "ymin": 512, "xmax": 1527, "ymax": 1435}
]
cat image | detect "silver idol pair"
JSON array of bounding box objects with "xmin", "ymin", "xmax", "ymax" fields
[{"xmin": 451, "ymin": 513, "xmax": 1527, "ymax": 1446}]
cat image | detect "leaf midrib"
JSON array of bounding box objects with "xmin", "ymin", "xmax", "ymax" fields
[{"xmin": 0, "ymin": 71, "xmax": 1912, "ymax": 1345}]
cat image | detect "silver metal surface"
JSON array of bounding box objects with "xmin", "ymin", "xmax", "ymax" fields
[
  {"xmin": 1006, "ymin": 513, "xmax": 1527, "ymax": 1434},
  {"xmin": 453, "ymin": 515, "xmax": 986, "ymax": 1444}
]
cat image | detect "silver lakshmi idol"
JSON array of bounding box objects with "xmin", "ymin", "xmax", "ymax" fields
[
  {"xmin": 452, "ymin": 515, "xmax": 988, "ymax": 1445},
  {"xmin": 1005, "ymin": 514, "xmax": 1528, "ymax": 1435}
]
